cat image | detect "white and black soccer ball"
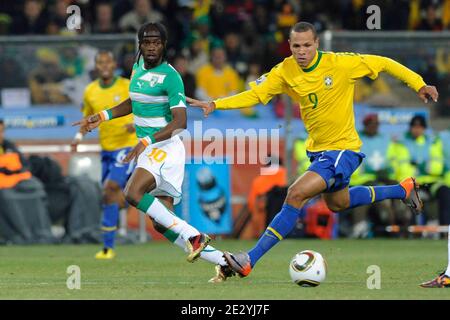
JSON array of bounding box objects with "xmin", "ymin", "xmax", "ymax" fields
[{"xmin": 289, "ymin": 250, "xmax": 327, "ymax": 287}]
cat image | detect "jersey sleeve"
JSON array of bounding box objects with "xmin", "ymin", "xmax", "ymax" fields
[
  {"xmin": 165, "ymin": 71, "xmax": 187, "ymax": 109},
  {"xmin": 346, "ymin": 54, "xmax": 426, "ymax": 92},
  {"xmin": 248, "ymin": 63, "xmax": 285, "ymax": 104},
  {"xmin": 214, "ymin": 63, "xmax": 285, "ymax": 109}
]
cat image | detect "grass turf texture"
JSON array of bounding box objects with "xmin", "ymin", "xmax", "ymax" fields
[{"xmin": 0, "ymin": 239, "xmax": 449, "ymax": 299}]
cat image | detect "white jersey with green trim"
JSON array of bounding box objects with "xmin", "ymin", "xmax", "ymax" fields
[{"xmin": 129, "ymin": 60, "xmax": 186, "ymax": 139}]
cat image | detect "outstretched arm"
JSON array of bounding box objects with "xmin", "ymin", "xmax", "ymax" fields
[
  {"xmin": 187, "ymin": 90, "xmax": 261, "ymax": 117},
  {"xmin": 188, "ymin": 63, "xmax": 286, "ymax": 117},
  {"xmin": 72, "ymin": 98, "xmax": 132, "ymax": 132},
  {"xmin": 348, "ymin": 54, "xmax": 439, "ymax": 103}
]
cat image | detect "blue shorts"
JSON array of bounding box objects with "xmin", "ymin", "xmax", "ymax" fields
[
  {"xmin": 101, "ymin": 147, "xmax": 135, "ymax": 188},
  {"xmin": 306, "ymin": 150, "xmax": 365, "ymax": 193}
]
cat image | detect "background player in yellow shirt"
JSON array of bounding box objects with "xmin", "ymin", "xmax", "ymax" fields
[
  {"xmin": 188, "ymin": 22, "xmax": 439, "ymax": 279},
  {"xmin": 72, "ymin": 50, "xmax": 137, "ymax": 259}
]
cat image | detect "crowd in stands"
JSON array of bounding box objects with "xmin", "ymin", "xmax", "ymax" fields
[
  {"xmin": 0, "ymin": 0, "xmax": 448, "ymax": 113},
  {"xmin": 1, "ymin": 1, "xmax": 449, "ymax": 37}
]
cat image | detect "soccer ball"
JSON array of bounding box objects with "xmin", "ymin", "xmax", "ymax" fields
[{"xmin": 289, "ymin": 250, "xmax": 327, "ymax": 287}]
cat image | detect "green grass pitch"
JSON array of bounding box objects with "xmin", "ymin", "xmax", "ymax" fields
[{"xmin": 0, "ymin": 239, "xmax": 449, "ymax": 299}]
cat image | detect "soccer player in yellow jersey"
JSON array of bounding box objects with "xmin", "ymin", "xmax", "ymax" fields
[
  {"xmin": 188, "ymin": 22, "xmax": 440, "ymax": 279},
  {"xmin": 72, "ymin": 51, "xmax": 137, "ymax": 259}
]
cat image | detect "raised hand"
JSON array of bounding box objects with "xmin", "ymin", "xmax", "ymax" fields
[
  {"xmin": 418, "ymin": 85, "xmax": 439, "ymax": 104},
  {"xmin": 186, "ymin": 97, "xmax": 216, "ymax": 118}
]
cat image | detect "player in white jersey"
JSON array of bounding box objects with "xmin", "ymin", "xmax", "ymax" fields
[{"xmin": 74, "ymin": 22, "xmax": 233, "ymax": 283}]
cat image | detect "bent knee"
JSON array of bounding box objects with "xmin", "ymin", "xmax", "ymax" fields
[
  {"xmin": 124, "ymin": 187, "xmax": 142, "ymax": 208},
  {"xmin": 325, "ymin": 200, "xmax": 349, "ymax": 213},
  {"xmin": 286, "ymin": 186, "xmax": 309, "ymax": 207},
  {"xmin": 103, "ymin": 184, "xmax": 121, "ymax": 204}
]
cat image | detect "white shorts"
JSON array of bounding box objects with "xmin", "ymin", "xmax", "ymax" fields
[{"xmin": 136, "ymin": 135, "xmax": 185, "ymax": 205}]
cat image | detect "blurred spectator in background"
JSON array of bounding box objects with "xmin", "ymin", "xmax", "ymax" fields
[
  {"xmin": 119, "ymin": 52, "xmax": 136, "ymax": 79},
  {"xmin": 240, "ymin": 61, "xmax": 262, "ymax": 118},
  {"xmin": 173, "ymin": 55, "xmax": 196, "ymax": 99},
  {"xmin": 224, "ymin": 32, "xmax": 248, "ymax": 76},
  {"xmin": 191, "ymin": 0, "xmax": 211, "ymax": 20},
  {"xmin": 408, "ymin": 0, "xmax": 422, "ymax": 30},
  {"xmin": 417, "ymin": 4, "xmax": 444, "ymax": 31},
  {"xmin": 247, "ymin": 156, "xmax": 287, "ymax": 238},
  {"xmin": 119, "ymin": 0, "xmax": 164, "ymax": 33},
  {"xmin": 153, "ymin": 0, "xmax": 183, "ymax": 51},
  {"xmin": 60, "ymin": 47, "xmax": 84, "ymax": 78},
  {"xmin": 47, "ymin": 0, "xmax": 72, "ymax": 34},
  {"xmin": 339, "ymin": 0, "xmax": 364, "ymax": 30},
  {"xmin": 0, "ymin": 57, "xmax": 27, "ymax": 88},
  {"xmin": 29, "ymin": 48, "xmax": 70, "ymax": 104},
  {"xmin": 252, "ymin": 3, "xmax": 275, "ymax": 36},
  {"xmin": 384, "ymin": 0, "xmax": 411, "ymax": 30},
  {"xmin": 11, "ymin": 0, "xmax": 47, "ymax": 35},
  {"xmin": 355, "ymin": 77, "xmax": 396, "ymax": 106},
  {"xmin": 182, "ymin": 32, "xmax": 209, "ymax": 75},
  {"xmin": 0, "ymin": 13, "xmax": 12, "ymax": 35},
  {"xmin": 0, "ymin": 119, "xmax": 31, "ymax": 190},
  {"xmin": 276, "ymin": 2, "xmax": 297, "ymax": 30},
  {"xmin": 349, "ymin": 114, "xmax": 406, "ymax": 238},
  {"xmin": 397, "ymin": 115, "xmax": 450, "ymax": 226},
  {"xmin": 0, "ymin": 119, "xmax": 56, "ymax": 244},
  {"xmin": 443, "ymin": 0, "xmax": 450, "ymax": 29},
  {"xmin": 189, "ymin": 15, "xmax": 219, "ymax": 55},
  {"xmin": 209, "ymin": 0, "xmax": 253, "ymax": 37},
  {"xmin": 117, "ymin": 42, "xmax": 136, "ymax": 79},
  {"xmin": 261, "ymin": 34, "xmax": 283, "ymax": 73},
  {"xmin": 195, "ymin": 46, "xmax": 240, "ymax": 101},
  {"xmin": 293, "ymin": 134, "xmax": 310, "ymax": 177},
  {"xmin": 92, "ymin": 2, "xmax": 118, "ymax": 34}
]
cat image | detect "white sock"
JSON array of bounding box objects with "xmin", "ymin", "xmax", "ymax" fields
[
  {"xmin": 446, "ymin": 225, "xmax": 450, "ymax": 276},
  {"xmin": 173, "ymin": 235, "xmax": 227, "ymax": 266},
  {"xmin": 144, "ymin": 196, "xmax": 199, "ymax": 241}
]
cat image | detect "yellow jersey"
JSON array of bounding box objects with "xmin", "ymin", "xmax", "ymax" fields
[
  {"xmin": 196, "ymin": 64, "xmax": 240, "ymax": 99},
  {"xmin": 214, "ymin": 51, "xmax": 426, "ymax": 152},
  {"xmin": 82, "ymin": 77, "xmax": 137, "ymax": 151}
]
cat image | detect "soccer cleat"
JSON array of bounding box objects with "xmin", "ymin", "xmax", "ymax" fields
[
  {"xmin": 95, "ymin": 248, "xmax": 116, "ymax": 260},
  {"xmin": 208, "ymin": 264, "xmax": 236, "ymax": 283},
  {"xmin": 186, "ymin": 233, "xmax": 211, "ymax": 263},
  {"xmin": 223, "ymin": 251, "xmax": 252, "ymax": 278},
  {"xmin": 400, "ymin": 177, "xmax": 423, "ymax": 214},
  {"xmin": 420, "ymin": 272, "xmax": 450, "ymax": 288}
]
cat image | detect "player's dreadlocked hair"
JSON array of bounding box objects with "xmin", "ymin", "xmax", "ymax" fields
[{"xmin": 135, "ymin": 22, "xmax": 168, "ymax": 64}]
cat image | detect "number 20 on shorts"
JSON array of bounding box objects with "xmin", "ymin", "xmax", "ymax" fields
[{"xmin": 148, "ymin": 148, "xmax": 167, "ymax": 163}]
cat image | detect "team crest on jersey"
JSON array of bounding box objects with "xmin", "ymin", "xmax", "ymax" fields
[
  {"xmin": 139, "ymin": 72, "xmax": 166, "ymax": 87},
  {"xmin": 255, "ymin": 74, "xmax": 267, "ymax": 85},
  {"xmin": 324, "ymin": 75, "xmax": 333, "ymax": 89}
]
